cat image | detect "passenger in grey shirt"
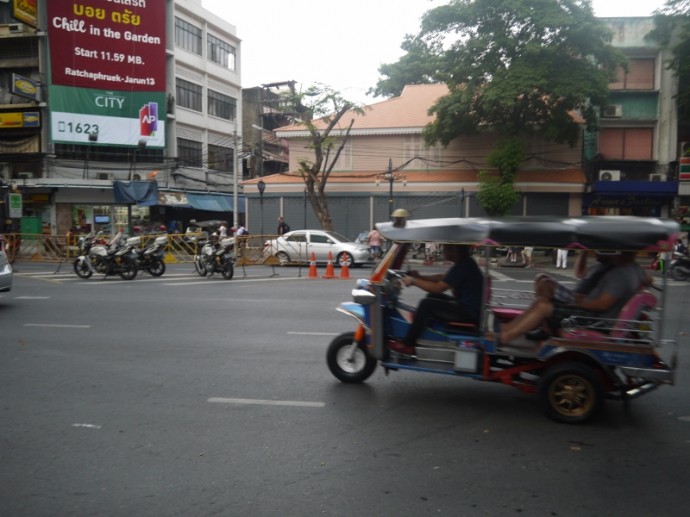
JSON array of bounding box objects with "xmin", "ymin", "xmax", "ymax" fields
[{"xmin": 499, "ymin": 251, "xmax": 651, "ymax": 344}]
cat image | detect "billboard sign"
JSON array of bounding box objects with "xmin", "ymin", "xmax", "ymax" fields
[
  {"xmin": 12, "ymin": 0, "xmax": 38, "ymax": 28},
  {"xmin": 11, "ymin": 73, "xmax": 40, "ymax": 102},
  {"xmin": 0, "ymin": 112, "xmax": 40, "ymax": 129},
  {"xmin": 47, "ymin": 1, "xmax": 166, "ymax": 148}
]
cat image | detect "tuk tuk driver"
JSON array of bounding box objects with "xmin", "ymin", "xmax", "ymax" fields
[{"xmin": 390, "ymin": 244, "xmax": 484, "ymax": 355}]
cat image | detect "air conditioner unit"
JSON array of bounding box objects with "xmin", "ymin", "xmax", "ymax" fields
[
  {"xmin": 650, "ymin": 173, "xmax": 666, "ymax": 182},
  {"xmin": 602, "ymin": 105, "xmax": 623, "ymax": 118},
  {"xmin": 132, "ymin": 174, "xmax": 142, "ymax": 181},
  {"xmin": 97, "ymin": 173, "xmax": 113, "ymax": 181},
  {"xmin": 598, "ymin": 170, "xmax": 620, "ymax": 181},
  {"xmin": 17, "ymin": 172, "xmax": 34, "ymax": 179},
  {"xmin": 8, "ymin": 23, "xmax": 28, "ymax": 34}
]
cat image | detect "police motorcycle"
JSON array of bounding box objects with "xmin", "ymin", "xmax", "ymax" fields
[
  {"xmin": 193, "ymin": 232, "xmax": 235, "ymax": 280},
  {"xmin": 73, "ymin": 232, "xmax": 139, "ymax": 280},
  {"xmin": 668, "ymin": 241, "xmax": 690, "ymax": 281},
  {"xmin": 132, "ymin": 235, "xmax": 167, "ymax": 277},
  {"xmin": 326, "ymin": 215, "xmax": 679, "ymax": 424}
]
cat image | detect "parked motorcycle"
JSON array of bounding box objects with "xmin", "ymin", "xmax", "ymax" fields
[
  {"xmin": 132, "ymin": 235, "xmax": 167, "ymax": 277},
  {"xmin": 669, "ymin": 251, "xmax": 690, "ymax": 281},
  {"xmin": 193, "ymin": 235, "xmax": 235, "ymax": 279},
  {"xmin": 73, "ymin": 233, "xmax": 139, "ymax": 280}
]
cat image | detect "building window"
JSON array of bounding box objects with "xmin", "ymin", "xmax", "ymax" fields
[
  {"xmin": 599, "ymin": 128, "xmax": 654, "ymax": 160},
  {"xmin": 403, "ymin": 135, "xmax": 441, "ymax": 169},
  {"xmin": 176, "ymin": 78, "xmax": 202, "ymax": 112},
  {"xmin": 178, "ymin": 138, "xmax": 203, "ymax": 168},
  {"xmin": 208, "ymin": 90, "xmax": 236, "ymax": 120},
  {"xmin": 208, "ymin": 34, "xmax": 236, "ymax": 71},
  {"xmin": 175, "ymin": 17, "xmax": 202, "ymax": 55},
  {"xmin": 610, "ymin": 58, "xmax": 655, "ymax": 90},
  {"xmin": 208, "ymin": 144, "xmax": 234, "ymax": 172}
]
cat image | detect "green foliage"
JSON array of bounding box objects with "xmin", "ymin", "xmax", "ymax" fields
[
  {"xmin": 475, "ymin": 170, "xmax": 521, "ymax": 216},
  {"xmin": 375, "ymin": 0, "xmax": 626, "ymax": 147},
  {"xmin": 487, "ymin": 137, "xmax": 525, "ymax": 183},
  {"xmin": 368, "ymin": 35, "xmax": 445, "ymax": 98}
]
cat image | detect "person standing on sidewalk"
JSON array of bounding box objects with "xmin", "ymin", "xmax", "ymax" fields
[
  {"xmin": 556, "ymin": 248, "xmax": 568, "ymax": 269},
  {"xmin": 277, "ymin": 216, "xmax": 290, "ymax": 236},
  {"xmin": 521, "ymin": 246, "xmax": 533, "ymax": 267}
]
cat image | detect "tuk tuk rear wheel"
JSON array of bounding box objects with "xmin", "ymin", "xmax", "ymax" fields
[
  {"xmin": 327, "ymin": 332, "xmax": 377, "ymax": 383},
  {"xmin": 539, "ymin": 362, "xmax": 603, "ymax": 424}
]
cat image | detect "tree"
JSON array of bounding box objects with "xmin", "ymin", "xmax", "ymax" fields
[
  {"xmin": 368, "ymin": 35, "xmax": 445, "ymax": 98},
  {"xmin": 373, "ymin": 0, "xmax": 626, "ymax": 215},
  {"xmin": 476, "ymin": 137, "xmax": 523, "ymax": 215},
  {"xmin": 278, "ymin": 84, "xmax": 364, "ymax": 230}
]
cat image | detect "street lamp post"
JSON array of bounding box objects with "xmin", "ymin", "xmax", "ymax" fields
[
  {"xmin": 83, "ymin": 131, "xmax": 98, "ymax": 179},
  {"xmin": 129, "ymin": 138, "xmax": 147, "ymax": 181},
  {"xmin": 127, "ymin": 138, "xmax": 147, "ymax": 235},
  {"xmin": 378, "ymin": 158, "xmax": 405, "ymax": 218},
  {"xmin": 257, "ymin": 179, "xmax": 265, "ymax": 235},
  {"xmin": 385, "ymin": 158, "xmax": 394, "ymax": 217}
]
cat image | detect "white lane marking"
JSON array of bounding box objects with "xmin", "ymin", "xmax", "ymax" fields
[
  {"xmin": 489, "ymin": 270, "xmax": 513, "ymax": 282},
  {"xmin": 164, "ymin": 276, "xmax": 310, "ymax": 286},
  {"xmin": 208, "ymin": 397, "xmax": 325, "ymax": 408},
  {"xmin": 15, "ymin": 296, "xmax": 51, "ymax": 299},
  {"xmin": 287, "ymin": 331, "xmax": 339, "ymax": 336},
  {"xmin": 24, "ymin": 324, "xmax": 91, "ymax": 328},
  {"xmin": 72, "ymin": 423, "xmax": 102, "ymax": 429}
]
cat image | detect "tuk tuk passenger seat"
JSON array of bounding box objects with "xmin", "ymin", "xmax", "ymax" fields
[{"xmin": 610, "ymin": 290, "xmax": 657, "ymax": 340}]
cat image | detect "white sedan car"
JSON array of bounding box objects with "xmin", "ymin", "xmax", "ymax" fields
[
  {"xmin": 0, "ymin": 249, "xmax": 12, "ymax": 293},
  {"xmin": 264, "ymin": 230, "xmax": 371, "ymax": 267}
]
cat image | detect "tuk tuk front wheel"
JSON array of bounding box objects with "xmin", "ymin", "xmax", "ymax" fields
[
  {"xmin": 539, "ymin": 362, "xmax": 603, "ymax": 424},
  {"xmin": 327, "ymin": 332, "xmax": 377, "ymax": 383}
]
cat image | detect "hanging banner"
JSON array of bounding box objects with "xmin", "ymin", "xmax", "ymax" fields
[{"xmin": 47, "ymin": 1, "xmax": 166, "ymax": 148}]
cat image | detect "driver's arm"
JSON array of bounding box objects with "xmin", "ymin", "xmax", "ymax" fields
[
  {"xmin": 407, "ymin": 270, "xmax": 444, "ymax": 282},
  {"xmin": 403, "ymin": 275, "xmax": 450, "ymax": 294}
]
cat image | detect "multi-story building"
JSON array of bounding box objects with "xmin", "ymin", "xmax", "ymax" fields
[
  {"xmin": 0, "ymin": 0, "xmax": 243, "ymax": 236},
  {"xmin": 241, "ymin": 17, "xmax": 682, "ymax": 237},
  {"xmin": 584, "ymin": 17, "xmax": 678, "ymax": 217},
  {"xmin": 242, "ymin": 84, "xmax": 587, "ymax": 239}
]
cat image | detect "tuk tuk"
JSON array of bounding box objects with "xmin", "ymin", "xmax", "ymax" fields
[{"xmin": 326, "ymin": 216, "xmax": 680, "ymax": 423}]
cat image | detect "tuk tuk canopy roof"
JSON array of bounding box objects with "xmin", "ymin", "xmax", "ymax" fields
[{"xmin": 376, "ymin": 216, "xmax": 680, "ymax": 251}]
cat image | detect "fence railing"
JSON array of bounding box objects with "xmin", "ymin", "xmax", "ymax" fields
[{"xmin": 0, "ymin": 232, "xmax": 280, "ymax": 266}]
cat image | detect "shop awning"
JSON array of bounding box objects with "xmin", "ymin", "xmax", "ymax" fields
[
  {"xmin": 591, "ymin": 180, "xmax": 678, "ymax": 195},
  {"xmin": 113, "ymin": 181, "xmax": 160, "ymax": 206},
  {"xmin": 185, "ymin": 193, "xmax": 245, "ymax": 213}
]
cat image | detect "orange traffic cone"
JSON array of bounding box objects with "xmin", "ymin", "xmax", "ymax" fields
[
  {"xmin": 323, "ymin": 251, "xmax": 336, "ymax": 279},
  {"xmin": 308, "ymin": 252, "xmax": 318, "ymax": 278},
  {"xmin": 340, "ymin": 260, "xmax": 350, "ymax": 279}
]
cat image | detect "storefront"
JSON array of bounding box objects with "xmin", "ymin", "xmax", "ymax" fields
[{"xmin": 583, "ymin": 180, "xmax": 678, "ymax": 216}]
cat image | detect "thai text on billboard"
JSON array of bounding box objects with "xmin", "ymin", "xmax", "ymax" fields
[{"xmin": 47, "ymin": 0, "xmax": 166, "ymax": 148}]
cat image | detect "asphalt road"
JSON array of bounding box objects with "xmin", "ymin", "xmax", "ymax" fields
[{"xmin": 1, "ymin": 261, "xmax": 689, "ymax": 516}]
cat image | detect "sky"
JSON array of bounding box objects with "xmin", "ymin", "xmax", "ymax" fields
[{"xmin": 201, "ymin": 0, "xmax": 668, "ymax": 105}]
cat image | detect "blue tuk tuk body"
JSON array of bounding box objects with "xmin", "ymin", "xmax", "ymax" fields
[{"xmin": 327, "ymin": 216, "xmax": 679, "ymax": 423}]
